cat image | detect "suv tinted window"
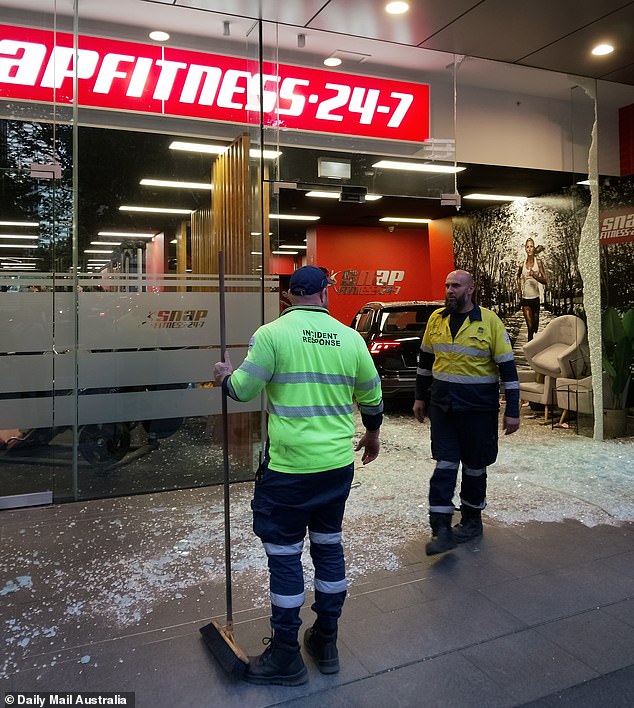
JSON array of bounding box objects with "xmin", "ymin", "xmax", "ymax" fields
[
  {"xmin": 353, "ymin": 309, "xmax": 374, "ymax": 334},
  {"xmin": 380, "ymin": 309, "xmax": 427, "ymax": 335},
  {"xmin": 351, "ymin": 301, "xmax": 442, "ymax": 400}
]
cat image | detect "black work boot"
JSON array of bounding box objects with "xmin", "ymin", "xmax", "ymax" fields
[
  {"xmin": 453, "ymin": 506, "xmax": 483, "ymax": 543},
  {"xmin": 243, "ymin": 635, "xmax": 308, "ymax": 686},
  {"xmin": 425, "ymin": 512, "xmax": 457, "ymax": 556},
  {"xmin": 303, "ymin": 623, "xmax": 339, "ymax": 674}
]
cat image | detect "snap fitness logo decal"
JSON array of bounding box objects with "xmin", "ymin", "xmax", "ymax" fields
[
  {"xmin": 600, "ymin": 208, "xmax": 634, "ymax": 246},
  {"xmin": 331, "ymin": 269, "xmax": 405, "ymax": 295},
  {"xmin": 0, "ymin": 24, "xmax": 429, "ymax": 142},
  {"xmin": 140, "ymin": 309, "xmax": 208, "ymax": 329}
]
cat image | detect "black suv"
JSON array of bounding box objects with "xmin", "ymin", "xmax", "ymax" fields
[{"xmin": 351, "ymin": 300, "xmax": 443, "ymax": 400}]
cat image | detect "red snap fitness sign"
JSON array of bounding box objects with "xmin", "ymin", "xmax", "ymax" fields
[
  {"xmin": 600, "ymin": 207, "xmax": 634, "ymax": 246},
  {"xmin": 0, "ymin": 24, "xmax": 429, "ymax": 142}
]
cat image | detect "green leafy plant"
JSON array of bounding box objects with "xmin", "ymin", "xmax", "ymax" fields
[{"xmin": 602, "ymin": 307, "xmax": 634, "ymax": 409}]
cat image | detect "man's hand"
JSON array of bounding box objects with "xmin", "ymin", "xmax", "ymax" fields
[
  {"xmin": 213, "ymin": 352, "xmax": 233, "ymax": 386},
  {"xmin": 412, "ymin": 399, "xmax": 427, "ymax": 423},
  {"xmin": 503, "ymin": 415, "xmax": 520, "ymax": 435},
  {"xmin": 355, "ymin": 430, "xmax": 380, "ymax": 465}
]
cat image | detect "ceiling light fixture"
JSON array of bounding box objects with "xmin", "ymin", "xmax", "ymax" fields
[
  {"xmin": 385, "ymin": 1, "xmax": 410, "ymax": 14},
  {"xmin": 119, "ymin": 205, "xmax": 193, "ymax": 214},
  {"xmin": 149, "ymin": 30, "xmax": 170, "ymax": 42},
  {"xmin": 169, "ymin": 141, "xmax": 281, "ymax": 159},
  {"xmin": 90, "ymin": 241, "xmax": 121, "ymax": 246},
  {"xmin": 84, "ymin": 249, "xmax": 113, "ymax": 254},
  {"xmin": 0, "ymin": 221, "xmax": 39, "ymax": 227},
  {"xmin": 273, "ymin": 250, "xmax": 298, "ymax": 255},
  {"xmin": 463, "ymin": 193, "xmax": 527, "ymax": 201},
  {"xmin": 373, "ymin": 160, "xmax": 465, "ymax": 174},
  {"xmin": 269, "ymin": 214, "xmax": 320, "ymax": 221},
  {"xmin": 98, "ymin": 231, "xmax": 157, "ymax": 238},
  {"xmin": 0, "ymin": 243, "xmax": 38, "ymax": 249},
  {"xmin": 140, "ymin": 178, "xmax": 213, "ymax": 190},
  {"xmin": 279, "ymin": 244, "xmax": 308, "ymax": 249},
  {"xmin": 380, "ymin": 217, "xmax": 431, "ymax": 224},
  {"xmin": 0, "ymin": 234, "xmax": 38, "ymax": 240},
  {"xmin": 324, "ymin": 56, "xmax": 342, "ymax": 67},
  {"xmin": 305, "ymin": 190, "xmax": 382, "ymax": 201},
  {"xmin": 592, "ymin": 43, "xmax": 614, "ymax": 56}
]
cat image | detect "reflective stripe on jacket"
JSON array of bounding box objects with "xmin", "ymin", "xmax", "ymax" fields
[
  {"xmin": 420, "ymin": 305, "xmax": 517, "ymax": 412},
  {"xmin": 227, "ymin": 305, "xmax": 383, "ymax": 473}
]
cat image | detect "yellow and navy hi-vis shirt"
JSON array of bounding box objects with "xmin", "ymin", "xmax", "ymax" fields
[
  {"xmin": 224, "ymin": 305, "xmax": 383, "ymax": 474},
  {"xmin": 415, "ymin": 305, "xmax": 520, "ymax": 417}
]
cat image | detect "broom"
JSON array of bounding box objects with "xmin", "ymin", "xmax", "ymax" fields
[{"xmin": 199, "ymin": 252, "xmax": 249, "ymax": 679}]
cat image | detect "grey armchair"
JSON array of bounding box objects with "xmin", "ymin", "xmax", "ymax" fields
[{"xmin": 519, "ymin": 315, "xmax": 588, "ymax": 420}]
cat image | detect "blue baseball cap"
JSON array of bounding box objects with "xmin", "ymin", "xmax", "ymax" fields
[{"xmin": 289, "ymin": 266, "xmax": 334, "ymax": 295}]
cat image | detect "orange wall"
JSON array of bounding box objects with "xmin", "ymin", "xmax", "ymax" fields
[
  {"xmin": 270, "ymin": 253, "xmax": 298, "ymax": 274},
  {"xmin": 428, "ymin": 217, "xmax": 456, "ymax": 296},
  {"xmin": 306, "ymin": 223, "xmax": 454, "ymax": 325},
  {"xmin": 145, "ymin": 232, "xmax": 166, "ymax": 291}
]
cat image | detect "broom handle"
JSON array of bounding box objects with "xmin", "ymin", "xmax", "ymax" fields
[{"xmin": 218, "ymin": 252, "xmax": 234, "ymax": 632}]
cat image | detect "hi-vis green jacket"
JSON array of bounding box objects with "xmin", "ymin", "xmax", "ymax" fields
[
  {"xmin": 415, "ymin": 305, "xmax": 520, "ymax": 417},
  {"xmin": 224, "ymin": 305, "xmax": 384, "ymax": 474}
]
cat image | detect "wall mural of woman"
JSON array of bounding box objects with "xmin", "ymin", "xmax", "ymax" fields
[
  {"xmin": 516, "ymin": 237, "xmax": 547, "ymax": 341},
  {"xmin": 452, "ymin": 192, "xmax": 588, "ymax": 352}
]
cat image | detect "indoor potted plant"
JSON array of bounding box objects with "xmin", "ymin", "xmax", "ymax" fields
[{"xmin": 602, "ymin": 306, "xmax": 634, "ymax": 437}]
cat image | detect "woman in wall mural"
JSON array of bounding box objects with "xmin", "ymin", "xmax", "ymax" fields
[{"xmin": 516, "ymin": 237, "xmax": 547, "ymax": 341}]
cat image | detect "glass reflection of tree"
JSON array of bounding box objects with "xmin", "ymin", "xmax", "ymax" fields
[{"xmin": 3, "ymin": 119, "xmax": 73, "ymax": 272}]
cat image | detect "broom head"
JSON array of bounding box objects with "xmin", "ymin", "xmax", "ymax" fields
[{"xmin": 200, "ymin": 620, "xmax": 249, "ymax": 680}]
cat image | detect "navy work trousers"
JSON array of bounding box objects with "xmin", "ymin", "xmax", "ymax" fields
[
  {"xmin": 250, "ymin": 462, "xmax": 354, "ymax": 643},
  {"xmin": 428, "ymin": 405, "xmax": 499, "ymax": 511}
]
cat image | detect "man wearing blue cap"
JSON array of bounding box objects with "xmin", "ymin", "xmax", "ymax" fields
[{"xmin": 214, "ymin": 264, "xmax": 383, "ymax": 686}]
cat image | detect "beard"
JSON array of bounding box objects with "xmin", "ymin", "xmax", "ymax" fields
[{"xmin": 445, "ymin": 292, "xmax": 466, "ymax": 313}]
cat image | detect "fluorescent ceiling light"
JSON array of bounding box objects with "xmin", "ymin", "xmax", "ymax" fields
[
  {"xmin": 91, "ymin": 241, "xmax": 121, "ymax": 246},
  {"xmin": 84, "ymin": 249, "xmax": 114, "ymax": 254},
  {"xmin": 140, "ymin": 178, "xmax": 213, "ymax": 190},
  {"xmin": 170, "ymin": 239, "xmax": 177, "ymax": 244},
  {"xmin": 0, "ymin": 243, "xmax": 38, "ymax": 249},
  {"xmin": 380, "ymin": 217, "xmax": 431, "ymax": 224},
  {"xmin": 98, "ymin": 231, "xmax": 157, "ymax": 237},
  {"xmin": 251, "ymin": 251, "xmax": 262, "ymax": 255},
  {"xmin": 305, "ymin": 190, "xmax": 382, "ymax": 201},
  {"xmin": 0, "ymin": 221, "xmax": 39, "ymax": 227},
  {"xmin": 373, "ymin": 160, "xmax": 465, "ymax": 174},
  {"xmin": 324, "ymin": 57, "xmax": 342, "ymax": 67},
  {"xmin": 170, "ymin": 141, "xmax": 224, "ymax": 155},
  {"xmin": 169, "ymin": 141, "xmax": 281, "ymax": 159},
  {"xmin": 577, "ymin": 179, "xmax": 591, "ymax": 186},
  {"xmin": 273, "ymin": 250, "xmax": 298, "ymax": 255},
  {"xmin": 385, "ymin": 2, "xmax": 409, "ymax": 14},
  {"xmin": 119, "ymin": 205, "xmax": 193, "ymax": 214},
  {"xmin": 464, "ymin": 193, "xmax": 527, "ymax": 201},
  {"xmin": 0, "ymin": 234, "xmax": 38, "ymax": 240},
  {"xmin": 149, "ymin": 30, "xmax": 170, "ymax": 42},
  {"xmin": 280, "ymin": 244, "xmax": 307, "ymax": 249},
  {"xmin": 269, "ymin": 214, "xmax": 320, "ymax": 221},
  {"xmin": 592, "ymin": 44, "xmax": 614, "ymax": 56}
]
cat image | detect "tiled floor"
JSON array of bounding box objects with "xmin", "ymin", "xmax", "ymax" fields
[{"xmin": 3, "ymin": 486, "xmax": 634, "ymax": 708}]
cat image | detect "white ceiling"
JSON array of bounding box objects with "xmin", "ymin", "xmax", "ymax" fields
[{"xmin": 6, "ymin": 0, "xmax": 634, "ymax": 91}]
